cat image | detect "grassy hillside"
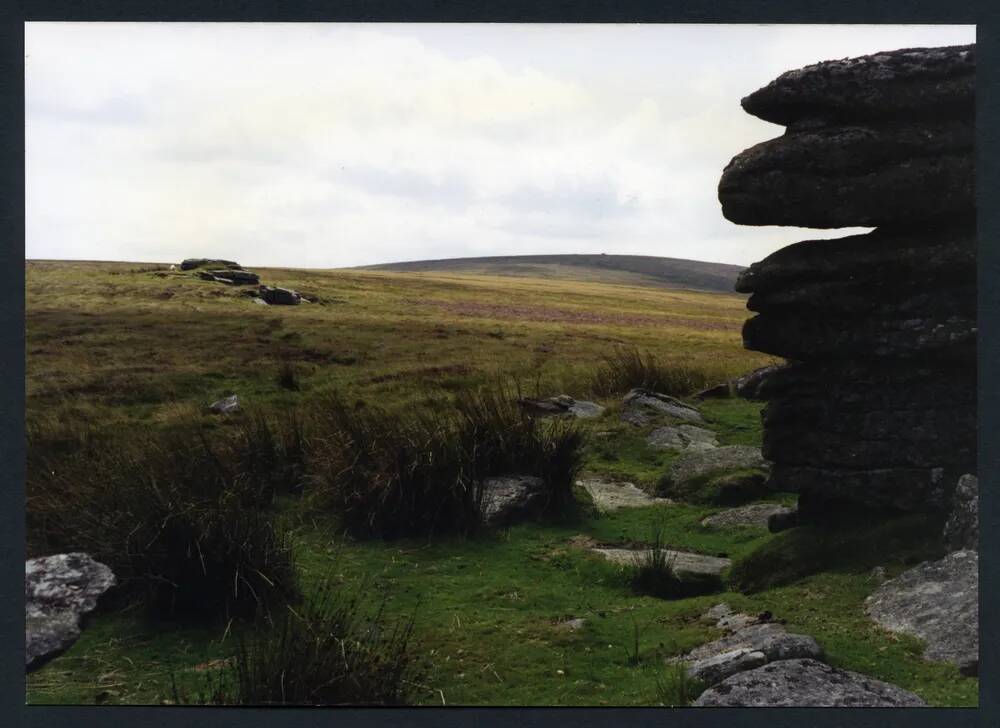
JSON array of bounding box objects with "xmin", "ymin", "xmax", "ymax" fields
[
  {"xmin": 357, "ymin": 254, "xmax": 744, "ymax": 293},
  {"xmin": 24, "ymin": 260, "xmax": 974, "ymax": 707}
]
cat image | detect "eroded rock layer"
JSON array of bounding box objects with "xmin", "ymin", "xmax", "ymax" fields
[{"xmin": 720, "ymin": 45, "xmax": 976, "ymax": 514}]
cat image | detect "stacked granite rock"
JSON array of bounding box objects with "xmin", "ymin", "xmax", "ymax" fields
[{"xmin": 719, "ymin": 45, "xmax": 976, "ymax": 517}]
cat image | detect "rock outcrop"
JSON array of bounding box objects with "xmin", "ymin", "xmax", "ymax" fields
[
  {"xmin": 180, "ymin": 258, "xmax": 242, "ymax": 271},
  {"xmin": 26, "ymin": 553, "xmax": 116, "ymax": 671},
  {"xmin": 259, "ymin": 285, "xmax": 302, "ymax": 305},
  {"xmin": 943, "ymin": 473, "xmax": 979, "ymax": 551},
  {"xmin": 719, "ymin": 44, "xmax": 976, "ymax": 516}
]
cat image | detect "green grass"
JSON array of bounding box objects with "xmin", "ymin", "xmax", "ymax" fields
[{"xmin": 24, "ymin": 261, "xmax": 976, "ymax": 707}]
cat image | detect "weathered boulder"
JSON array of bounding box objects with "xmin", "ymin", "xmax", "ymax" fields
[
  {"xmin": 26, "ymin": 553, "xmax": 116, "ymax": 670},
  {"xmin": 943, "ymin": 474, "xmax": 978, "ymax": 551},
  {"xmin": 864, "ymin": 549, "xmax": 978, "ymax": 675},
  {"xmin": 181, "ymin": 258, "xmax": 241, "ymax": 271},
  {"xmin": 701, "ymin": 503, "xmax": 794, "ymax": 530},
  {"xmin": 661, "ymin": 446, "xmax": 767, "ymax": 495},
  {"xmin": 740, "ymin": 44, "xmax": 975, "ymax": 126},
  {"xmin": 682, "ymin": 622, "xmax": 823, "ymax": 666},
  {"xmin": 202, "ymin": 269, "xmax": 260, "ymax": 285},
  {"xmin": 481, "ymin": 475, "xmax": 545, "ymax": 527},
  {"xmin": 259, "ymin": 286, "xmax": 301, "ymax": 305},
  {"xmin": 693, "ymin": 658, "xmax": 927, "ymax": 707},
  {"xmin": 687, "ymin": 648, "xmax": 767, "ymax": 686},
  {"xmin": 646, "ymin": 424, "xmax": 718, "ymax": 452},
  {"xmin": 576, "ymin": 479, "xmax": 671, "ymax": 512},
  {"xmin": 621, "ymin": 388, "xmax": 703, "ymax": 426},
  {"xmin": 209, "ymin": 394, "xmax": 241, "ymax": 415}
]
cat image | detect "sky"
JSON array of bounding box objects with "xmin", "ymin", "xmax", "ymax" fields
[{"xmin": 25, "ymin": 23, "xmax": 975, "ymax": 268}]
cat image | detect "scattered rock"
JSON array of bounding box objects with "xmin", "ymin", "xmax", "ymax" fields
[
  {"xmin": 557, "ymin": 618, "xmax": 586, "ymax": 631},
  {"xmin": 200, "ymin": 269, "xmax": 260, "ymax": 285},
  {"xmin": 701, "ymin": 503, "xmax": 794, "ymax": 529},
  {"xmin": 259, "ymin": 286, "xmax": 302, "ymax": 305},
  {"xmin": 663, "ymin": 446, "xmax": 767, "ymax": 489},
  {"xmin": 693, "ymin": 658, "xmax": 927, "ymax": 707},
  {"xmin": 621, "ymin": 388, "xmax": 704, "ymax": 426},
  {"xmin": 694, "ymin": 364, "xmax": 787, "ymax": 401},
  {"xmin": 576, "ymin": 479, "xmax": 671, "ymax": 512},
  {"xmin": 646, "ymin": 425, "xmax": 718, "ymax": 452},
  {"xmin": 681, "ymin": 622, "xmax": 822, "ymax": 666},
  {"xmin": 715, "ymin": 612, "xmax": 761, "ymax": 632},
  {"xmin": 519, "ymin": 395, "xmax": 605, "ymax": 419},
  {"xmin": 590, "ymin": 547, "xmax": 731, "ymax": 579},
  {"xmin": 209, "ymin": 394, "xmax": 241, "ymax": 415},
  {"xmin": 688, "ymin": 648, "xmax": 768, "ymax": 686},
  {"xmin": 180, "ymin": 258, "xmax": 241, "ymax": 271},
  {"xmin": 481, "ymin": 475, "xmax": 545, "ymax": 527},
  {"xmin": 864, "ymin": 549, "xmax": 978, "ymax": 675},
  {"xmin": 943, "ymin": 473, "xmax": 978, "ymax": 551},
  {"xmin": 26, "ymin": 553, "xmax": 116, "ymax": 670}
]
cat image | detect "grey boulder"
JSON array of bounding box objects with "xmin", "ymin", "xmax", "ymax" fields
[
  {"xmin": 864, "ymin": 549, "xmax": 978, "ymax": 675},
  {"xmin": 26, "ymin": 553, "xmax": 116, "ymax": 670},
  {"xmin": 621, "ymin": 388, "xmax": 703, "ymax": 426},
  {"xmin": 646, "ymin": 425, "xmax": 718, "ymax": 452},
  {"xmin": 701, "ymin": 503, "xmax": 794, "ymax": 530},
  {"xmin": 693, "ymin": 658, "xmax": 927, "ymax": 707},
  {"xmin": 664, "ymin": 446, "xmax": 767, "ymax": 488},
  {"xmin": 519, "ymin": 395, "xmax": 605, "ymax": 419},
  {"xmin": 481, "ymin": 475, "xmax": 545, "ymax": 527},
  {"xmin": 682, "ymin": 622, "xmax": 822, "ymax": 666},
  {"xmin": 259, "ymin": 286, "xmax": 302, "ymax": 305},
  {"xmin": 180, "ymin": 258, "xmax": 241, "ymax": 271}
]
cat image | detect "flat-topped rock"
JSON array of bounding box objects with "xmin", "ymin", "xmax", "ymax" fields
[
  {"xmin": 646, "ymin": 425, "xmax": 718, "ymax": 452},
  {"xmin": 621, "ymin": 388, "xmax": 703, "ymax": 426},
  {"xmin": 663, "ymin": 446, "xmax": 766, "ymax": 487},
  {"xmin": 741, "ymin": 44, "xmax": 975, "ymax": 126},
  {"xmin": 693, "ymin": 658, "xmax": 927, "ymax": 707},
  {"xmin": 259, "ymin": 286, "xmax": 301, "ymax": 305},
  {"xmin": 26, "ymin": 553, "xmax": 116, "ymax": 670},
  {"xmin": 577, "ymin": 479, "xmax": 671, "ymax": 512},
  {"xmin": 590, "ymin": 547, "xmax": 730, "ymax": 578},
  {"xmin": 864, "ymin": 549, "xmax": 978, "ymax": 675},
  {"xmin": 701, "ymin": 503, "xmax": 794, "ymax": 530}
]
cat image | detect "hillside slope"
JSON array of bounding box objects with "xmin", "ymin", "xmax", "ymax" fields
[{"xmin": 357, "ymin": 254, "xmax": 744, "ymax": 293}]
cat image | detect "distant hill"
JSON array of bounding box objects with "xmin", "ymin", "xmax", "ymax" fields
[{"xmin": 357, "ymin": 254, "xmax": 744, "ymax": 293}]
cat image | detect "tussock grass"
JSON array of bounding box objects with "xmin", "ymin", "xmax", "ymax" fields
[
  {"xmin": 628, "ymin": 522, "xmax": 721, "ymax": 600},
  {"xmin": 28, "ymin": 421, "xmax": 300, "ymax": 620},
  {"xmin": 310, "ymin": 384, "xmax": 584, "ymax": 539},
  {"xmin": 590, "ymin": 347, "xmax": 726, "ymax": 398},
  {"xmin": 192, "ymin": 583, "xmax": 417, "ymax": 705}
]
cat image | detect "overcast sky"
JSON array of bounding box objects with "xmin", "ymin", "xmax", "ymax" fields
[{"xmin": 25, "ymin": 23, "xmax": 975, "ymax": 268}]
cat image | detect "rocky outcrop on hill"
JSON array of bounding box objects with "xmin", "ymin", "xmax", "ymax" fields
[
  {"xmin": 181, "ymin": 258, "xmax": 241, "ymax": 271},
  {"xmin": 259, "ymin": 285, "xmax": 302, "ymax": 305},
  {"xmin": 26, "ymin": 553, "xmax": 116, "ymax": 671},
  {"xmin": 719, "ymin": 44, "xmax": 976, "ymax": 517}
]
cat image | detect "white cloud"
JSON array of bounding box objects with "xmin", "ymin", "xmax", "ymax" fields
[{"xmin": 26, "ymin": 22, "xmax": 975, "ymax": 267}]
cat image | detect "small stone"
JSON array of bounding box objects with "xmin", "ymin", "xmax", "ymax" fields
[
  {"xmin": 701, "ymin": 503, "xmax": 794, "ymax": 529},
  {"xmin": 209, "ymin": 394, "xmax": 240, "ymax": 415},
  {"xmin": 701, "ymin": 603, "xmax": 733, "ymax": 622},
  {"xmin": 577, "ymin": 479, "xmax": 671, "ymax": 513},
  {"xmin": 646, "ymin": 425, "xmax": 718, "ymax": 452}
]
